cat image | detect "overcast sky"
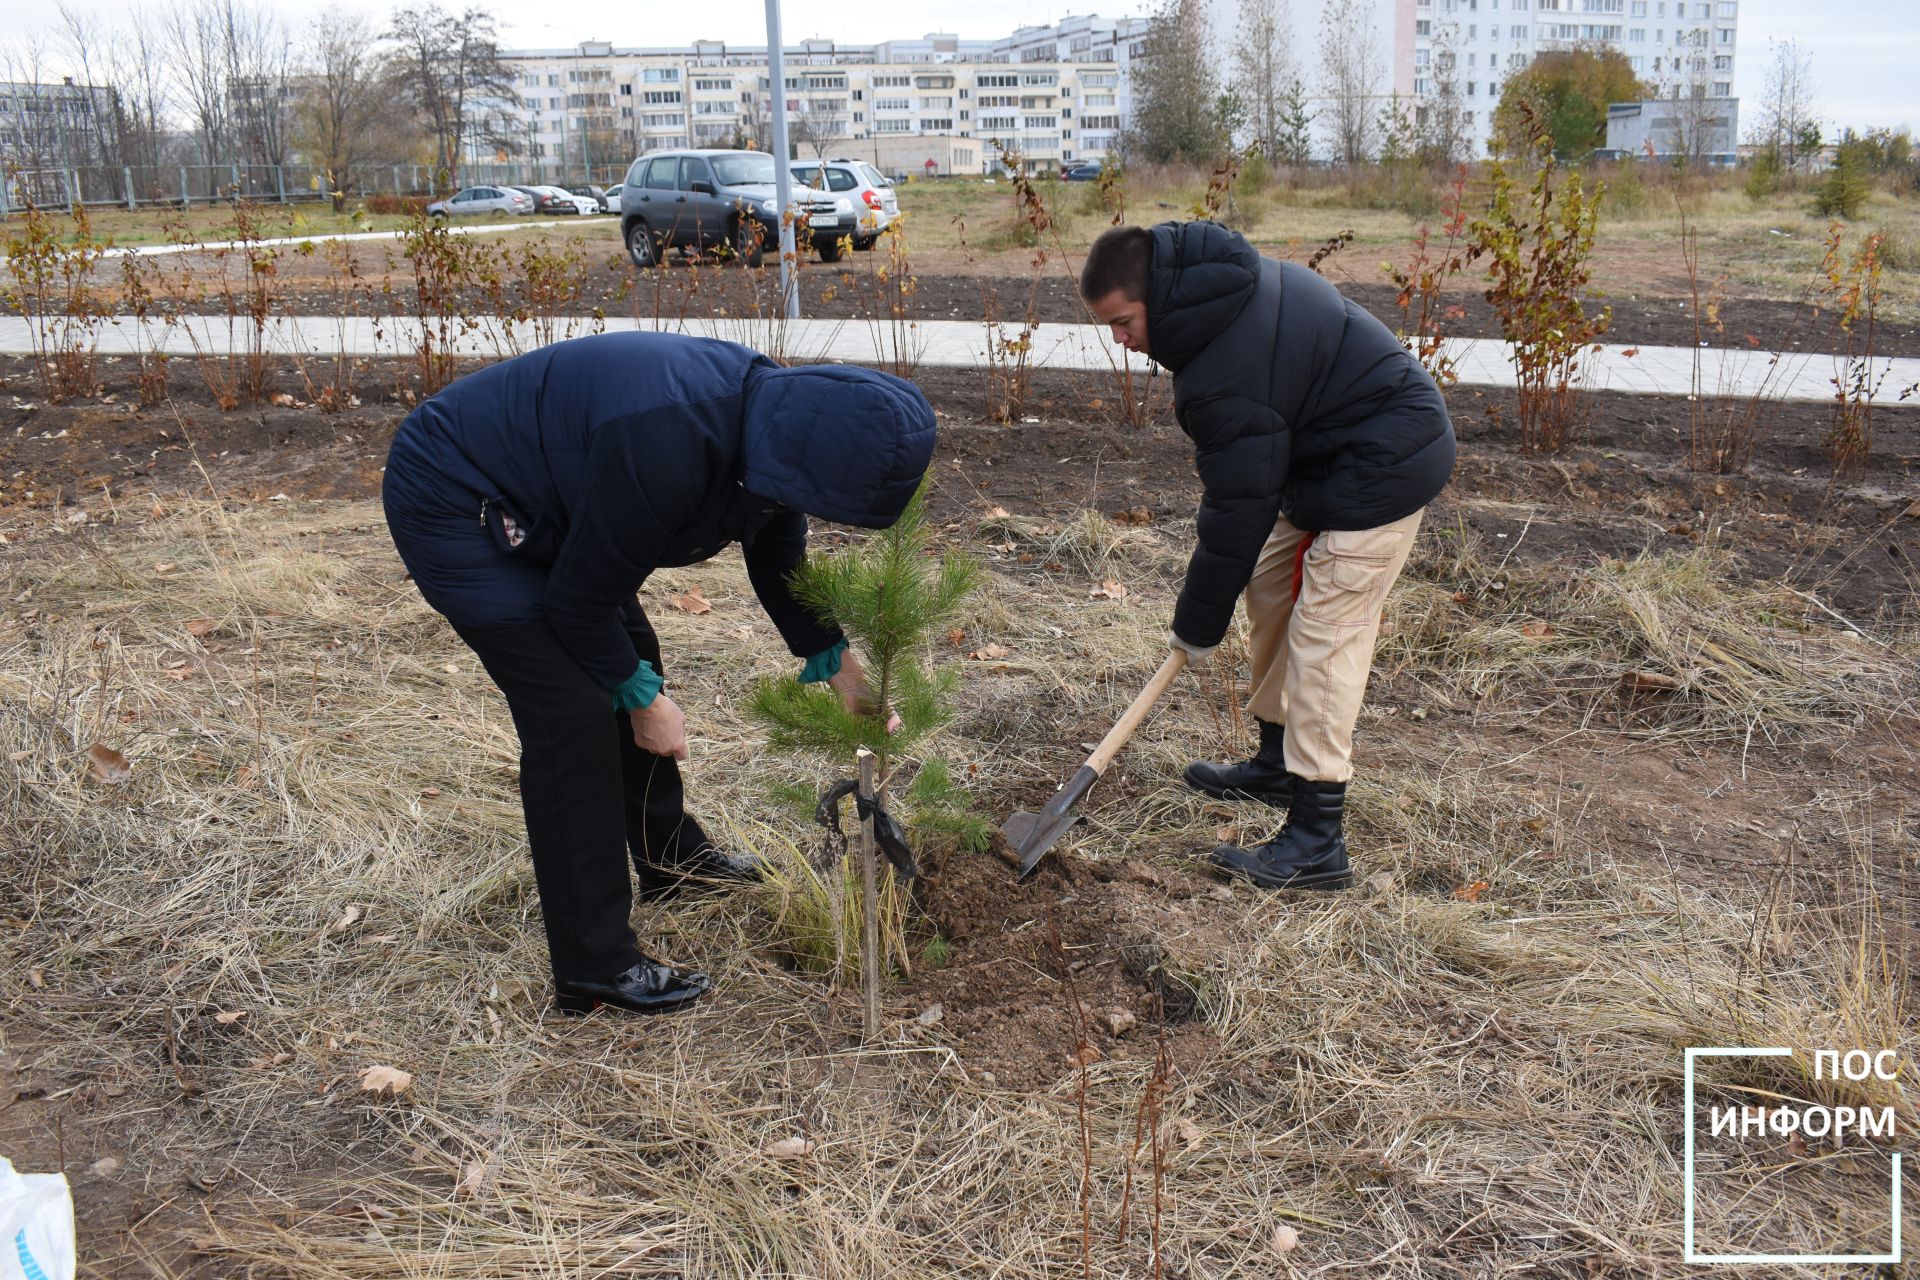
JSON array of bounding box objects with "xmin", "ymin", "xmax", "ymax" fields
[{"xmin": 4, "ymin": 0, "xmax": 1912, "ymax": 135}]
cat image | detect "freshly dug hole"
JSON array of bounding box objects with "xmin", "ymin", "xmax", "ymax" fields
[{"xmin": 907, "ymin": 838, "xmax": 1226, "ymax": 1091}]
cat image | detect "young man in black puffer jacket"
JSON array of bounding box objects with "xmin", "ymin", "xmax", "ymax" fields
[{"xmin": 1080, "ymin": 220, "xmax": 1455, "ymax": 890}]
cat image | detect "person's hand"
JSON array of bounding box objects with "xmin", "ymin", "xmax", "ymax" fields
[
  {"xmin": 828, "ymin": 650, "xmax": 903, "ymax": 735},
  {"xmin": 629, "ymin": 693, "xmax": 688, "ymax": 760}
]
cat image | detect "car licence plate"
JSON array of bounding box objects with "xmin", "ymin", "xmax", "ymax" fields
[{"xmin": 811, "ymin": 216, "xmax": 840, "ymax": 227}]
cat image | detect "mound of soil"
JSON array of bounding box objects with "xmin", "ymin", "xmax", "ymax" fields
[{"xmin": 906, "ymin": 838, "xmax": 1228, "ymax": 1092}]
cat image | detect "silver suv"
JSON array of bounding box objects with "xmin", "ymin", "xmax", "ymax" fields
[
  {"xmin": 618, "ymin": 149, "xmax": 842, "ymax": 268},
  {"xmin": 790, "ymin": 159, "xmax": 900, "ymax": 249}
]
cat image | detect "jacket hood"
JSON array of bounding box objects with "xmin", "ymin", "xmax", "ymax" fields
[
  {"xmin": 740, "ymin": 364, "xmax": 938, "ymax": 527},
  {"xmin": 1145, "ymin": 220, "xmax": 1262, "ymax": 373}
]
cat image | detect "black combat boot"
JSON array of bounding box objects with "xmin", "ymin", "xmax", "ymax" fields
[
  {"xmin": 1209, "ymin": 779, "xmax": 1352, "ymax": 890},
  {"xmin": 1182, "ymin": 718, "xmax": 1294, "ymax": 808}
]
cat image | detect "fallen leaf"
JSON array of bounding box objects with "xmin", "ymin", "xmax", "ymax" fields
[
  {"xmin": 667, "ymin": 586, "xmax": 711, "ymax": 615},
  {"xmin": 762, "ymin": 1136, "xmax": 815, "ymax": 1160},
  {"xmin": 153, "ymin": 561, "xmax": 177, "ymax": 574},
  {"xmin": 1365, "ymin": 871, "xmax": 1396, "ymax": 896},
  {"xmin": 985, "ymin": 505, "xmax": 1010, "ymax": 519},
  {"xmin": 945, "ymin": 627, "xmax": 967, "ymax": 647},
  {"xmin": 9, "ymin": 751, "xmax": 31, "ymax": 764},
  {"xmin": 1214, "ymin": 825, "xmax": 1238, "ymax": 843},
  {"xmin": 1620, "ymin": 347, "xmax": 1640, "ymax": 358},
  {"xmin": 1111, "ymin": 506, "xmax": 1153, "ymax": 525},
  {"xmin": 270, "ymin": 393, "xmax": 298, "ymax": 407},
  {"xmin": 1169, "ymin": 1116, "xmax": 1203, "ymax": 1148},
  {"xmin": 331, "ymin": 904, "xmax": 363, "ymax": 933},
  {"xmin": 1103, "ymin": 1008, "xmax": 1137, "ymax": 1037},
  {"xmin": 1069, "ymin": 1043, "xmax": 1104, "ymax": 1068},
  {"xmin": 730, "ymin": 625, "xmax": 752, "ymax": 640},
  {"xmin": 163, "ymin": 665, "xmax": 195, "ymax": 681},
  {"xmin": 1270, "ymin": 1223, "xmax": 1300, "ymax": 1254},
  {"xmin": 1902, "ymin": 500, "xmax": 1920, "ymax": 519},
  {"xmin": 915, "ymin": 1003, "xmax": 944, "ymax": 1026},
  {"xmin": 214, "ymin": 1010, "xmax": 248, "ymax": 1025},
  {"xmin": 26, "ymin": 968, "xmax": 44, "ymax": 988},
  {"xmin": 1089, "ymin": 578, "xmax": 1129, "ymax": 601},
  {"xmin": 249, "ymin": 1052, "xmax": 294, "ymax": 1069},
  {"xmin": 1452, "ymin": 880, "xmax": 1490, "ymax": 903},
  {"xmin": 358, "ymin": 1065, "xmax": 413, "ymax": 1097},
  {"xmin": 1519, "ymin": 620, "xmax": 1556, "ymax": 639},
  {"xmin": 968, "ymin": 643, "xmax": 1011, "ymax": 661},
  {"xmin": 458, "ymin": 1157, "xmax": 488, "ymax": 1196},
  {"xmin": 88, "ymin": 1157, "xmax": 120, "ymax": 1178},
  {"xmin": 441, "ymin": 663, "xmax": 460, "ymax": 674},
  {"xmin": 420, "ymin": 786, "xmax": 441, "ymax": 798},
  {"xmin": 87, "ymin": 743, "xmax": 131, "ymax": 784}
]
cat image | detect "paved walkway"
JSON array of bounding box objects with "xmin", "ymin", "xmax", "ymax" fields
[
  {"xmin": 46, "ymin": 219, "xmax": 568, "ymax": 260},
  {"xmin": 1, "ymin": 313, "xmax": 1914, "ymax": 403}
]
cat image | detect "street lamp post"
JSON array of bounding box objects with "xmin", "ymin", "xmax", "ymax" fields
[{"xmin": 764, "ymin": 0, "xmax": 800, "ymax": 320}]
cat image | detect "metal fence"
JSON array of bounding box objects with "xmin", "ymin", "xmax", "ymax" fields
[{"xmin": 1, "ymin": 161, "xmax": 636, "ymax": 214}]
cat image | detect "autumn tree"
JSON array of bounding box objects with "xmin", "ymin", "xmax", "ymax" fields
[
  {"xmin": 1491, "ymin": 44, "xmax": 1647, "ymax": 159},
  {"xmin": 1232, "ymin": 0, "xmax": 1293, "ymax": 150},
  {"xmin": 388, "ymin": 3, "xmax": 517, "ymax": 181},
  {"xmin": 1753, "ymin": 38, "xmax": 1817, "ymax": 172},
  {"xmin": 1127, "ymin": 0, "xmax": 1223, "ymax": 163},
  {"xmin": 294, "ymin": 10, "xmax": 385, "ymax": 209},
  {"xmin": 1318, "ymin": 0, "xmax": 1383, "ymax": 166}
]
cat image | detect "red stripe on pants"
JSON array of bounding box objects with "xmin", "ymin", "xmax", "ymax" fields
[{"xmin": 1290, "ymin": 531, "xmax": 1318, "ymax": 603}]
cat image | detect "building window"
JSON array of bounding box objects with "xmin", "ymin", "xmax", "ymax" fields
[
  {"xmin": 1717, "ymin": 26, "xmax": 1732, "ymax": 41},
  {"xmin": 1713, "ymin": 81, "xmax": 1730, "ymax": 94},
  {"xmin": 1417, "ymin": 18, "xmax": 1431, "ymax": 33},
  {"xmin": 642, "ymin": 68, "xmax": 679, "ymax": 83},
  {"xmin": 875, "ymin": 119, "xmax": 911, "ymax": 133},
  {"xmin": 1630, "ymin": 27, "xmax": 1645, "ymax": 39},
  {"xmin": 642, "ymin": 91, "xmax": 681, "ymax": 104},
  {"xmin": 921, "ymin": 117, "xmax": 952, "ymax": 130}
]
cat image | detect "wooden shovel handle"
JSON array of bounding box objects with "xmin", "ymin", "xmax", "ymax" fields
[{"xmin": 1086, "ymin": 648, "xmax": 1189, "ymax": 775}]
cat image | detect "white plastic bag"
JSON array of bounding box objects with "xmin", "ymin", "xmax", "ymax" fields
[{"xmin": 0, "ymin": 1155, "xmax": 75, "ymax": 1280}]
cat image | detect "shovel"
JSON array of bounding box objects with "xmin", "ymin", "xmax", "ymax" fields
[{"xmin": 1001, "ymin": 647, "xmax": 1189, "ymax": 878}]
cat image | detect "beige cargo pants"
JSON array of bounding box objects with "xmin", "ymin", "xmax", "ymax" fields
[{"xmin": 1243, "ymin": 508, "xmax": 1424, "ymax": 783}]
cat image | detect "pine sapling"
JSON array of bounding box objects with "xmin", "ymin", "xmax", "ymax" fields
[{"xmin": 748, "ymin": 480, "xmax": 984, "ymax": 1035}]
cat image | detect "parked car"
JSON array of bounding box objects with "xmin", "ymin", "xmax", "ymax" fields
[
  {"xmin": 562, "ymin": 184, "xmax": 612, "ymax": 214},
  {"xmin": 602, "ymin": 183, "xmax": 625, "ymax": 214},
  {"xmin": 1063, "ymin": 162, "xmax": 1105, "ymax": 182},
  {"xmin": 789, "ymin": 159, "xmax": 900, "ymax": 249},
  {"xmin": 617, "ymin": 149, "xmax": 842, "ymax": 268},
  {"xmin": 509, "ymin": 185, "xmax": 594, "ymax": 216},
  {"xmin": 426, "ymin": 186, "xmax": 533, "ymax": 217}
]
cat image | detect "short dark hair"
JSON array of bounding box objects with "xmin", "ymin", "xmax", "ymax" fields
[{"xmin": 1079, "ymin": 225, "xmax": 1151, "ymax": 302}]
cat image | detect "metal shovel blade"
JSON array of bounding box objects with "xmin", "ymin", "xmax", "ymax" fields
[{"xmin": 1002, "ymin": 765, "xmax": 1100, "ymax": 878}]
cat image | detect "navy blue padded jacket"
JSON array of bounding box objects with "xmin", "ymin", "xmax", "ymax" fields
[{"xmin": 382, "ymin": 331, "xmax": 937, "ymax": 697}]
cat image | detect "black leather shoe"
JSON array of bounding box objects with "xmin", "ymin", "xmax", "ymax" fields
[
  {"xmin": 636, "ymin": 825, "xmax": 765, "ymax": 900},
  {"xmin": 1209, "ymin": 779, "xmax": 1353, "ymax": 890},
  {"xmin": 554, "ymin": 957, "xmax": 711, "ymax": 1015},
  {"xmin": 1183, "ymin": 718, "xmax": 1295, "ymax": 808}
]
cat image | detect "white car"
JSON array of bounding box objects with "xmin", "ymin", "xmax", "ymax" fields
[
  {"xmin": 528, "ymin": 184, "xmax": 600, "ymax": 216},
  {"xmin": 602, "ymin": 183, "xmax": 624, "ymax": 214},
  {"xmin": 427, "ymin": 186, "xmax": 534, "ymax": 217},
  {"xmin": 789, "ymin": 159, "xmax": 901, "ymax": 249}
]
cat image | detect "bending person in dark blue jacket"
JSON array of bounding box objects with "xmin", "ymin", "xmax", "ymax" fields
[
  {"xmin": 383, "ymin": 331, "xmax": 937, "ymax": 1016},
  {"xmin": 1081, "ymin": 221, "xmax": 1455, "ymax": 892}
]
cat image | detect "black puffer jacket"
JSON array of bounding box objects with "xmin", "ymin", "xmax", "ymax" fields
[{"xmin": 1146, "ymin": 221, "xmax": 1456, "ymax": 650}]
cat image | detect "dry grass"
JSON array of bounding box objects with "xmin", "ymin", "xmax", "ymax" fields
[{"xmin": 2, "ymin": 494, "xmax": 1915, "ymax": 1277}]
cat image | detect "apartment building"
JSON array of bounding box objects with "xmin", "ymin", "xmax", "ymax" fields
[
  {"xmin": 1405, "ymin": 0, "xmax": 1739, "ymax": 154},
  {"xmin": 498, "ymin": 16, "xmax": 1146, "ymax": 176}
]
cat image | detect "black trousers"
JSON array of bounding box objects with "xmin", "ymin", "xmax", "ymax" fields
[{"xmin": 453, "ymin": 599, "xmax": 708, "ymax": 983}]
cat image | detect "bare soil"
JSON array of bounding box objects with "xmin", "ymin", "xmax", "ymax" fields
[{"xmin": 7, "ymin": 355, "xmax": 1915, "ymax": 620}]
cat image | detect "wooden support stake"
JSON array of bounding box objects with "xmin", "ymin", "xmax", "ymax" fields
[{"xmin": 857, "ymin": 746, "xmax": 881, "ymax": 1039}]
